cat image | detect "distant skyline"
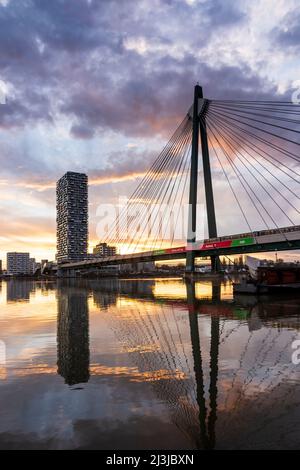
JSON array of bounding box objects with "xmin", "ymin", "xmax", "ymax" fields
[{"xmin": 0, "ymin": 0, "xmax": 300, "ymax": 263}]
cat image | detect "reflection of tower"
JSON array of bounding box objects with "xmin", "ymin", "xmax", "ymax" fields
[
  {"xmin": 57, "ymin": 283, "xmax": 90, "ymax": 385},
  {"xmin": 186, "ymin": 281, "xmax": 220, "ymax": 450}
]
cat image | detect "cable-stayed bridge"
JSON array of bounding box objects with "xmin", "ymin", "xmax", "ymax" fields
[{"xmin": 58, "ymin": 85, "xmax": 300, "ymax": 275}]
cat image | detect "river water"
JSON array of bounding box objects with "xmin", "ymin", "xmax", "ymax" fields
[{"xmin": 0, "ymin": 278, "xmax": 299, "ymax": 450}]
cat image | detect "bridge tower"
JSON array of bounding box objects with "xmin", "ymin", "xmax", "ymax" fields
[{"xmin": 186, "ymin": 85, "xmax": 219, "ymax": 273}]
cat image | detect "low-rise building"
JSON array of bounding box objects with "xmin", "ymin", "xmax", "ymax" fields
[
  {"xmin": 93, "ymin": 242, "xmax": 117, "ymax": 257},
  {"xmin": 7, "ymin": 252, "xmax": 30, "ymax": 275},
  {"xmin": 29, "ymin": 258, "xmax": 36, "ymax": 274}
]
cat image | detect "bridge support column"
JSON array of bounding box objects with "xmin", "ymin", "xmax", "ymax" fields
[
  {"xmin": 186, "ymin": 84, "xmax": 201, "ymax": 274},
  {"xmin": 199, "ymin": 92, "xmax": 220, "ymax": 273},
  {"xmin": 186, "ymin": 84, "xmax": 220, "ymax": 274},
  {"xmin": 57, "ymin": 268, "xmax": 63, "ymax": 278},
  {"xmin": 67, "ymin": 269, "xmax": 76, "ymax": 278}
]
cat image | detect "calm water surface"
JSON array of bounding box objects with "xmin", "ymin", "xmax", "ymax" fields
[{"xmin": 0, "ymin": 278, "xmax": 299, "ymax": 450}]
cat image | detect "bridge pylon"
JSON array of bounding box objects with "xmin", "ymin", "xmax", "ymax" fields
[{"xmin": 186, "ymin": 85, "xmax": 220, "ymax": 274}]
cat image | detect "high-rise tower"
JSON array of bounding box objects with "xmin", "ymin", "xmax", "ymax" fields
[{"xmin": 56, "ymin": 172, "xmax": 88, "ymax": 263}]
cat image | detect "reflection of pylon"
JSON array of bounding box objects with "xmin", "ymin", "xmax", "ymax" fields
[
  {"xmin": 102, "ymin": 297, "xmax": 200, "ymax": 445},
  {"xmin": 186, "ymin": 281, "xmax": 220, "ymax": 449},
  {"xmin": 99, "ymin": 281, "xmax": 220, "ymax": 449},
  {"xmin": 92, "ymin": 278, "xmax": 299, "ymax": 449}
]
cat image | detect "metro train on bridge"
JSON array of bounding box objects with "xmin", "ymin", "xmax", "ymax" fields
[
  {"xmin": 146, "ymin": 224, "xmax": 300, "ymax": 258},
  {"xmin": 58, "ymin": 225, "xmax": 300, "ymax": 271}
]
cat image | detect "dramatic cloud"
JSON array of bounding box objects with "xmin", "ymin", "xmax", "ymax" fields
[
  {"xmin": 272, "ymin": 7, "xmax": 300, "ymax": 49},
  {"xmin": 0, "ymin": 0, "xmax": 280, "ymax": 136}
]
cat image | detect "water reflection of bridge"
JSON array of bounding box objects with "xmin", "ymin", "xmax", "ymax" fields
[{"xmin": 55, "ymin": 279, "xmax": 300, "ymax": 449}]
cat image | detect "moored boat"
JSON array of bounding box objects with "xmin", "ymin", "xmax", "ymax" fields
[{"xmin": 233, "ymin": 256, "xmax": 300, "ymax": 295}]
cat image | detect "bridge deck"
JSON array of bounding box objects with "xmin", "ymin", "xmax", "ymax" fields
[{"xmin": 59, "ymin": 225, "xmax": 300, "ymax": 270}]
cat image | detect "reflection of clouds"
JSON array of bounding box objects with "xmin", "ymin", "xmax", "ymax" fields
[
  {"xmin": 90, "ymin": 365, "xmax": 187, "ymax": 382},
  {"xmin": 100, "ymin": 281, "xmax": 300, "ymax": 448},
  {"xmin": 153, "ymin": 279, "xmax": 232, "ymax": 301},
  {"xmin": 126, "ymin": 344, "xmax": 160, "ymax": 354},
  {"xmin": 0, "ymin": 340, "xmax": 6, "ymax": 365},
  {"xmin": 102, "ymin": 296, "xmax": 203, "ymax": 446},
  {"xmin": 0, "ymin": 282, "xmax": 58, "ymax": 372},
  {"xmin": 7, "ymin": 364, "xmax": 56, "ymax": 378},
  {"xmin": 0, "ymin": 367, "xmax": 7, "ymax": 380}
]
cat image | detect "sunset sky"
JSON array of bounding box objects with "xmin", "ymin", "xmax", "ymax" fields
[{"xmin": 0, "ymin": 0, "xmax": 300, "ymax": 264}]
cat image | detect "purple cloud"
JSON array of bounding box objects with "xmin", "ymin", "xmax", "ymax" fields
[{"xmin": 0, "ymin": 0, "xmax": 278, "ymax": 138}]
